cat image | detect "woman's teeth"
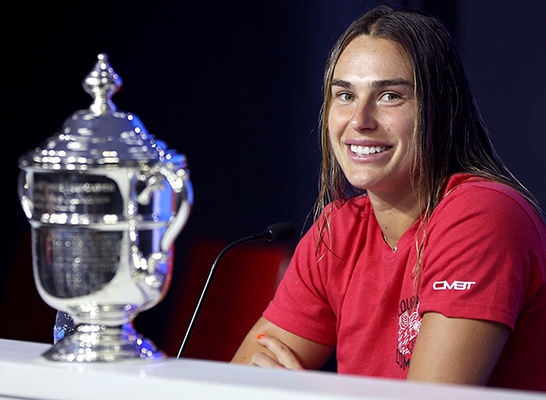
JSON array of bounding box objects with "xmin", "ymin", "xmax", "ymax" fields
[{"xmin": 350, "ymin": 145, "xmax": 388, "ymax": 155}]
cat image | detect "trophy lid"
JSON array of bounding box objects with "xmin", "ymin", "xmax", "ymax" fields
[{"xmin": 19, "ymin": 53, "xmax": 186, "ymax": 170}]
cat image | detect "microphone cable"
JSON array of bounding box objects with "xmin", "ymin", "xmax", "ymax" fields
[{"xmin": 176, "ymin": 223, "xmax": 295, "ymax": 359}]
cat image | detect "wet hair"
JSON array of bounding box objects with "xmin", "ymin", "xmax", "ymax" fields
[
  {"xmin": 316, "ymin": 4, "xmax": 543, "ymax": 224},
  {"xmin": 314, "ymin": 5, "xmax": 543, "ymax": 298}
]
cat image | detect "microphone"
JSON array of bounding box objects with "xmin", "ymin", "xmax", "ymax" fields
[{"xmin": 176, "ymin": 222, "xmax": 295, "ymax": 359}]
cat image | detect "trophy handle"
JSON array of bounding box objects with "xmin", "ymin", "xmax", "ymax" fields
[
  {"xmin": 136, "ymin": 161, "xmax": 193, "ymax": 254},
  {"xmin": 157, "ymin": 163, "xmax": 193, "ymax": 252}
]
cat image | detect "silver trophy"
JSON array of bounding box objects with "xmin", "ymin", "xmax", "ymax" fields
[{"xmin": 18, "ymin": 53, "xmax": 193, "ymax": 362}]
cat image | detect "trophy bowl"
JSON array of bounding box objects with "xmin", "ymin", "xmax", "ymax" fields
[{"xmin": 18, "ymin": 54, "xmax": 193, "ymax": 362}]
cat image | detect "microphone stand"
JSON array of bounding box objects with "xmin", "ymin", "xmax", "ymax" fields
[{"xmin": 176, "ymin": 223, "xmax": 294, "ymax": 359}]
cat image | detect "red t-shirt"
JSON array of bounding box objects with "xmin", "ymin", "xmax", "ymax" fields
[{"xmin": 263, "ymin": 174, "xmax": 546, "ymax": 391}]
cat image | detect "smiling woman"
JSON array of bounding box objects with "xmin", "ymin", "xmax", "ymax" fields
[
  {"xmin": 232, "ymin": 4, "xmax": 546, "ymax": 392},
  {"xmin": 328, "ymin": 36, "xmax": 419, "ymax": 212}
]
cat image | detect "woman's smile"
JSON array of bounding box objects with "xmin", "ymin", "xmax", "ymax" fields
[{"xmin": 328, "ymin": 35, "xmax": 418, "ymax": 196}]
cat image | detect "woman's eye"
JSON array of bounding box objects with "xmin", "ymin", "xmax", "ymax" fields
[
  {"xmin": 339, "ymin": 93, "xmax": 355, "ymax": 102},
  {"xmin": 381, "ymin": 93, "xmax": 400, "ymax": 102}
]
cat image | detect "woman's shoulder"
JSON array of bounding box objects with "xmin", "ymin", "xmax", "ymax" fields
[
  {"xmin": 328, "ymin": 194, "xmax": 372, "ymax": 219},
  {"xmin": 443, "ymin": 174, "xmax": 534, "ymax": 208},
  {"xmin": 444, "ymin": 174, "xmax": 525, "ymax": 198},
  {"xmin": 436, "ymin": 174, "xmax": 545, "ymax": 233},
  {"xmin": 310, "ymin": 195, "xmax": 375, "ymax": 246}
]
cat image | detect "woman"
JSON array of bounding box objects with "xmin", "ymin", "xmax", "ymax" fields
[{"xmin": 232, "ymin": 5, "xmax": 546, "ymax": 391}]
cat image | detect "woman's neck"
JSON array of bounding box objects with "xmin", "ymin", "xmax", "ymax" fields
[{"xmin": 368, "ymin": 185, "xmax": 424, "ymax": 247}]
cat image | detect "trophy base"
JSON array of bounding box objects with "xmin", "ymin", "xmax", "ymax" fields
[{"xmin": 42, "ymin": 323, "xmax": 165, "ymax": 362}]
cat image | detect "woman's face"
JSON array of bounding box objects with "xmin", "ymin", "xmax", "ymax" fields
[{"xmin": 328, "ymin": 35, "xmax": 419, "ymax": 198}]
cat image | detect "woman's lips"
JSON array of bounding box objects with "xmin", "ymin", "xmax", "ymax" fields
[
  {"xmin": 350, "ymin": 144, "xmax": 390, "ymax": 155},
  {"xmin": 343, "ymin": 142, "xmax": 394, "ymax": 163}
]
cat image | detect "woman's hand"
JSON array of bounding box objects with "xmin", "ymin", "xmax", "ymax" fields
[
  {"xmin": 232, "ymin": 316, "xmax": 334, "ymax": 370},
  {"xmin": 250, "ymin": 334, "xmax": 305, "ymax": 370}
]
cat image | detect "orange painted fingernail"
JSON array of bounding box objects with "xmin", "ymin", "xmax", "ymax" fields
[{"xmin": 257, "ymin": 334, "xmax": 265, "ymax": 339}]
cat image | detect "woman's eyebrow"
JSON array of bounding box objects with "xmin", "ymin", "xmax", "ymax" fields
[
  {"xmin": 372, "ymin": 78, "xmax": 412, "ymax": 88},
  {"xmin": 331, "ymin": 79, "xmax": 353, "ymax": 89},
  {"xmin": 331, "ymin": 78, "xmax": 412, "ymax": 89}
]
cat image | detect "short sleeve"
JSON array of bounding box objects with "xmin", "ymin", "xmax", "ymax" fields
[
  {"xmin": 419, "ymin": 181, "xmax": 544, "ymax": 330},
  {"xmin": 263, "ymin": 224, "xmax": 338, "ymax": 345}
]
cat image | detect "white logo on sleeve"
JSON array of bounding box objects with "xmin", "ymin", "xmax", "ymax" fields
[{"xmin": 432, "ymin": 280, "xmax": 476, "ymax": 290}]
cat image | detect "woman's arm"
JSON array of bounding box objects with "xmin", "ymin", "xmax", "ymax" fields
[
  {"xmin": 407, "ymin": 312, "xmax": 510, "ymax": 384},
  {"xmin": 232, "ymin": 316, "xmax": 335, "ymax": 370}
]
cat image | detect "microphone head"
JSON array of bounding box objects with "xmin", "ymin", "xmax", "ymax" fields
[{"xmin": 266, "ymin": 223, "xmax": 295, "ymax": 242}]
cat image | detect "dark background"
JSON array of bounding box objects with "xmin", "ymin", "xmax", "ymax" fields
[{"xmin": 2, "ymin": 0, "xmax": 545, "ymax": 357}]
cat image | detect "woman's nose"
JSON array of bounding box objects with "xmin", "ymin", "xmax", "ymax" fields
[{"xmin": 351, "ymin": 101, "xmax": 377, "ymax": 132}]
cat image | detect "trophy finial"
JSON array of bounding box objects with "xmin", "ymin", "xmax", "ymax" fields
[{"xmin": 83, "ymin": 53, "xmax": 123, "ymax": 116}]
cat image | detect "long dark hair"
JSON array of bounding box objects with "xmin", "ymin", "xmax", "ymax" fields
[
  {"xmin": 316, "ymin": 4, "xmax": 543, "ymax": 225},
  {"xmin": 315, "ymin": 5, "xmax": 543, "ymax": 296}
]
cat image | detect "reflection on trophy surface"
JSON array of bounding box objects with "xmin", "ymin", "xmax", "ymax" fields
[{"xmin": 18, "ymin": 53, "xmax": 193, "ymax": 362}]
